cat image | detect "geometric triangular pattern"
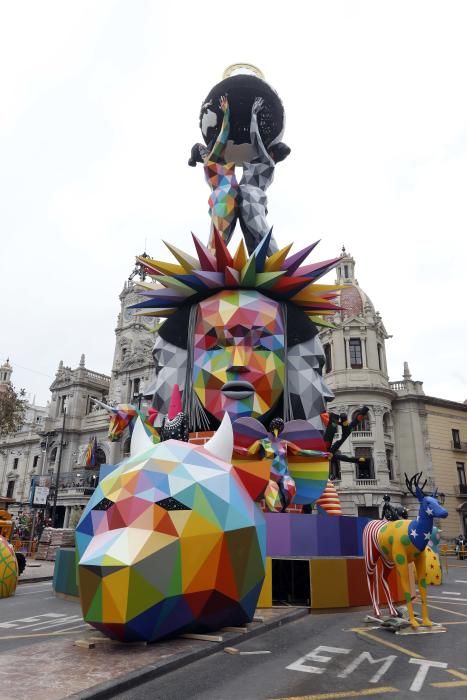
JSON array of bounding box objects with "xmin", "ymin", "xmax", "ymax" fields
[
  {"xmin": 130, "ymin": 233, "xmax": 342, "ymax": 328},
  {"xmin": 76, "ymin": 439, "xmax": 268, "ymax": 643},
  {"xmin": 0, "ymin": 535, "xmax": 18, "ymax": 598}
]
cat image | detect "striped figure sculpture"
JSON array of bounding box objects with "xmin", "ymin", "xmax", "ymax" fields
[{"xmin": 363, "ymin": 473, "xmax": 448, "ymax": 628}]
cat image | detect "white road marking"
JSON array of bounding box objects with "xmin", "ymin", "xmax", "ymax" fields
[
  {"xmin": 428, "ymin": 595, "xmax": 467, "ymax": 603},
  {"xmin": 27, "ymin": 615, "xmax": 83, "ymax": 632},
  {"xmin": 0, "ymin": 613, "xmax": 67, "ymax": 629},
  {"xmin": 454, "ymin": 580, "xmax": 467, "ymax": 583},
  {"xmin": 442, "ymin": 591, "xmax": 462, "ymax": 596}
]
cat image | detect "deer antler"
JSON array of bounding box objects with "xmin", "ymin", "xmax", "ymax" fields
[{"xmin": 405, "ymin": 472, "xmax": 427, "ymax": 499}]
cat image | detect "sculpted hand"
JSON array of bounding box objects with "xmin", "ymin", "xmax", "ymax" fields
[
  {"xmin": 219, "ymin": 95, "xmax": 229, "ymax": 113},
  {"xmin": 252, "ymin": 97, "xmax": 264, "ymax": 115}
]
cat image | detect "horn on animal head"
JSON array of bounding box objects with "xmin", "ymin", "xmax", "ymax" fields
[
  {"xmin": 91, "ymin": 398, "xmax": 117, "ymax": 414},
  {"xmin": 204, "ymin": 412, "xmax": 233, "ymax": 463},
  {"xmin": 130, "ymin": 417, "xmax": 154, "ymax": 458}
]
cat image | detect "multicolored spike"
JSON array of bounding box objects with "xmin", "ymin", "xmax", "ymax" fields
[{"xmin": 131, "ymin": 234, "xmax": 343, "ymax": 325}]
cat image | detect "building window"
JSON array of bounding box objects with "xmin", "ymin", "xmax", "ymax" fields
[
  {"xmin": 324, "ymin": 344, "xmax": 332, "ymax": 373},
  {"xmin": 6, "ymin": 481, "xmax": 15, "ymax": 498},
  {"xmin": 386, "ymin": 449, "xmax": 394, "ymax": 480},
  {"xmin": 330, "ymin": 455, "xmax": 341, "ymax": 481},
  {"xmin": 349, "ymin": 338, "xmax": 363, "ymax": 369},
  {"xmin": 13, "ymin": 458, "xmax": 18, "ymax": 470},
  {"xmin": 457, "ymin": 462, "xmax": 466, "ymax": 486},
  {"xmin": 358, "ymin": 506, "xmax": 379, "ymax": 519},
  {"xmin": 352, "ymin": 409, "xmax": 371, "ymax": 432},
  {"xmin": 95, "ymin": 447, "xmax": 106, "ymax": 466},
  {"xmin": 344, "ymin": 264, "xmax": 349, "ymax": 278},
  {"xmin": 123, "ymin": 438, "xmax": 131, "ymax": 457},
  {"xmin": 452, "ymin": 429, "xmax": 461, "ymax": 449},
  {"xmin": 355, "ymin": 447, "xmax": 374, "ymax": 479},
  {"xmin": 377, "ymin": 344, "xmax": 383, "ymax": 371},
  {"xmin": 32, "ymin": 455, "xmax": 39, "ymax": 469}
]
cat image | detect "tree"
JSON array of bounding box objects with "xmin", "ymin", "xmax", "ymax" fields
[{"xmin": 0, "ymin": 384, "xmax": 27, "ymax": 437}]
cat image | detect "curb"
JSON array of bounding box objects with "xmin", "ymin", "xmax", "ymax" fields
[
  {"xmin": 18, "ymin": 576, "xmax": 54, "ymax": 584},
  {"xmin": 67, "ymin": 608, "xmax": 309, "ymax": 700}
]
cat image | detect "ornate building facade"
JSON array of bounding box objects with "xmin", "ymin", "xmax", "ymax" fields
[{"xmin": 1, "ymin": 254, "xmax": 466, "ymax": 539}]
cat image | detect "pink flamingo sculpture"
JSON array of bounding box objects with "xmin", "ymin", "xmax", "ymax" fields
[{"xmin": 363, "ymin": 472, "xmax": 447, "ymax": 628}]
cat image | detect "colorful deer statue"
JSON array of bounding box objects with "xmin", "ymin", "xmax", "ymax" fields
[
  {"xmin": 363, "ymin": 472, "xmax": 448, "ymax": 628},
  {"xmin": 91, "ymin": 399, "xmax": 159, "ymax": 443}
]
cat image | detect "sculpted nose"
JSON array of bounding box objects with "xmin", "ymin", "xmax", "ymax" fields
[{"xmin": 227, "ymin": 346, "xmax": 249, "ymax": 373}]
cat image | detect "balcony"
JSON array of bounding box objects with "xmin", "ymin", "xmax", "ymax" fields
[
  {"xmin": 452, "ymin": 441, "xmax": 467, "ymax": 452},
  {"xmin": 355, "ymin": 479, "xmax": 378, "ymax": 488},
  {"xmin": 454, "ymin": 484, "xmax": 467, "ymax": 498},
  {"xmin": 351, "ymin": 431, "xmax": 373, "ymax": 440}
]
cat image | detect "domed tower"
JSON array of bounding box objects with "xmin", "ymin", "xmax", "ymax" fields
[
  {"xmin": 319, "ymin": 249, "xmax": 400, "ymax": 517},
  {"xmin": 110, "ymin": 278, "xmax": 159, "ymax": 409},
  {"xmin": 0, "ymin": 358, "xmax": 13, "ymax": 391}
]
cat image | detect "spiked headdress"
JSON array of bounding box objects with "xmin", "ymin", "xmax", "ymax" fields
[{"xmin": 130, "ymin": 230, "xmax": 342, "ymax": 327}]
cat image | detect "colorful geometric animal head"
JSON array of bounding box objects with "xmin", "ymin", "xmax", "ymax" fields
[
  {"xmin": 92, "ymin": 399, "xmax": 137, "ymax": 442},
  {"xmin": 75, "ymin": 417, "xmax": 269, "ymax": 642},
  {"xmin": 92, "ymin": 399, "xmax": 158, "ymax": 443}
]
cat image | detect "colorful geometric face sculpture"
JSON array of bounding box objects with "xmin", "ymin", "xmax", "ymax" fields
[
  {"xmin": 75, "ymin": 438, "xmax": 268, "ymax": 642},
  {"xmin": 0, "ymin": 535, "xmax": 18, "ymax": 598},
  {"xmin": 193, "ymin": 289, "xmax": 285, "ymax": 422}
]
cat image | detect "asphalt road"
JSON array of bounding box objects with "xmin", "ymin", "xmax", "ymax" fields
[
  {"xmin": 3, "ymin": 563, "xmax": 467, "ymax": 699},
  {"xmin": 113, "ymin": 563, "xmax": 467, "ymax": 700},
  {"xmin": 0, "ymin": 581, "xmax": 86, "ymax": 651}
]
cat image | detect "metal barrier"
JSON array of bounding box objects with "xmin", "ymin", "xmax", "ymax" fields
[
  {"xmin": 10, "ymin": 539, "xmax": 37, "ymax": 556},
  {"xmin": 440, "ymin": 544, "xmax": 467, "ymax": 574}
]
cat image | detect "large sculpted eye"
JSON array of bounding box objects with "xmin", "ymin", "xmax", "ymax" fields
[
  {"xmin": 155, "ymin": 497, "xmax": 191, "ymax": 511},
  {"xmin": 92, "ymin": 497, "xmax": 114, "ymax": 511}
]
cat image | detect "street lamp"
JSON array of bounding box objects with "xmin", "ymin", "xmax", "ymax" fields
[
  {"xmin": 51, "ymin": 401, "xmax": 67, "ymax": 528},
  {"xmin": 133, "ymin": 392, "xmax": 143, "ymax": 410}
]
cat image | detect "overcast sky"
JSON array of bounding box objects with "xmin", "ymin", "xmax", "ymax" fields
[{"xmin": 1, "ymin": 1, "xmax": 466, "ymax": 406}]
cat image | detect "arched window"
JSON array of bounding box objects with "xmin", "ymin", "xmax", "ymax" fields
[
  {"xmin": 352, "ymin": 409, "xmax": 371, "ymax": 433},
  {"xmin": 95, "ymin": 447, "xmax": 106, "ymax": 466}
]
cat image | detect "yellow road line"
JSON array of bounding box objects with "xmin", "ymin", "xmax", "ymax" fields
[
  {"xmin": 270, "ymin": 688, "xmax": 399, "ymax": 700},
  {"xmin": 431, "ymin": 681, "xmax": 467, "ymax": 688},
  {"xmin": 444, "ymin": 669, "xmax": 467, "ymax": 681},
  {"xmin": 351, "ymin": 629, "xmax": 424, "ymax": 658},
  {"xmin": 352, "ymin": 626, "xmax": 467, "ymax": 684},
  {"xmin": 0, "ymin": 624, "xmax": 87, "ymax": 641}
]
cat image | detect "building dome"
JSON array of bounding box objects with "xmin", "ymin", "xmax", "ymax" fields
[
  {"xmin": 335, "ymin": 248, "xmax": 375, "ymax": 319},
  {"xmin": 0, "ymin": 358, "xmax": 13, "ymax": 386}
]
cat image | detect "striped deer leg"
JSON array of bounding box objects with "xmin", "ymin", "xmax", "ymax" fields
[
  {"xmin": 380, "ymin": 561, "xmax": 399, "ymax": 617},
  {"xmin": 363, "ymin": 521, "xmax": 384, "ymax": 617}
]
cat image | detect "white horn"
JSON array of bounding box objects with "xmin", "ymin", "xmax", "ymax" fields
[
  {"xmin": 130, "ymin": 417, "xmax": 154, "ymax": 458},
  {"xmin": 204, "ymin": 412, "xmax": 233, "ymax": 463},
  {"xmin": 91, "ymin": 397, "xmax": 116, "ymax": 414}
]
